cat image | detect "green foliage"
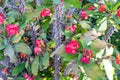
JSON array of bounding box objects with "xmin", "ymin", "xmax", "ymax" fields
[
  {"xmin": 43, "ymin": 52, "xmax": 50, "ymax": 69},
  {"xmin": 65, "ymin": 0, "xmax": 82, "ymax": 8},
  {"xmin": 12, "ymin": 63, "xmax": 25, "ymax": 76},
  {"xmin": 0, "ymin": 0, "xmax": 120, "ymax": 80},
  {"xmin": 32, "ymin": 56, "xmax": 39, "ymax": 76},
  {"xmin": 14, "ymin": 42, "xmax": 32, "ymax": 54},
  {"xmin": 4, "ymin": 45, "xmax": 17, "ymax": 63},
  {"xmin": 81, "ymin": 62, "xmax": 106, "ymax": 80}
]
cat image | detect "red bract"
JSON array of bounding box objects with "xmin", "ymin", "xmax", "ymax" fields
[
  {"xmin": 65, "ymin": 40, "xmax": 80, "ymax": 54},
  {"xmin": 35, "ymin": 39, "xmax": 44, "ymax": 47},
  {"xmin": 28, "ymin": 77, "xmax": 33, "ymax": 80},
  {"xmin": 115, "ymin": 54, "xmax": 120, "ymax": 64},
  {"xmin": 80, "ymin": 10, "xmax": 88, "ymax": 19},
  {"xmin": 98, "ymin": 4, "xmax": 106, "ymax": 12},
  {"xmin": 0, "ymin": 13, "xmax": 4, "ymax": 24},
  {"xmin": 40, "ymin": 8, "xmax": 50, "ymax": 17},
  {"xmin": 116, "ymin": 9, "xmax": 120, "ymax": 18},
  {"xmin": 80, "ymin": 56, "xmax": 90, "ymax": 64},
  {"xmin": 88, "ymin": 6, "xmax": 95, "ymax": 10},
  {"xmin": 66, "ymin": 25, "xmax": 77, "ymax": 32},
  {"xmin": 24, "ymin": 73, "xmax": 29, "ymax": 79},
  {"xmin": 2, "ymin": 68, "xmax": 8, "ymax": 74},
  {"xmin": 34, "ymin": 47, "xmax": 42, "ymax": 54},
  {"xmin": 80, "ymin": 49, "xmax": 93, "ymax": 64},
  {"xmin": 69, "ymin": 40, "xmax": 80, "ymax": 48},
  {"xmin": 6, "ymin": 24, "xmax": 19, "ymax": 36}
]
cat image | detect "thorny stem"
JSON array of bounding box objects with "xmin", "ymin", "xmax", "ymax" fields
[
  {"xmin": 30, "ymin": 21, "xmax": 38, "ymax": 49},
  {"xmin": 52, "ymin": 2, "xmax": 64, "ymax": 80},
  {"xmin": 63, "ymin": 59, "xmax": 76, "ymax": 76},
  {"xmin": 104, "ymin": 26, "xmax": 115, "ymax": 42}
]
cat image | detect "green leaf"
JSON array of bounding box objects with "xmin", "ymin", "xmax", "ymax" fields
[
  {"xmin": 0, "ymin": 43, "xmax": 5, "ymax": 50},
  {"xmin": 7, "ymin": 11, "xmax": 19, "ymax": 18},
  {"xmin": 32, "ymin": 56, "xmax": 39, "ymax": 76},
  {"xmin": 102, "ymin": 59, "xmax": 115, "ymax": 80},
  {"xmin": 14, "ymin": 42, "xmax": 32, "ymax": 54},
  {"xmin": 81, "ymin": 62, "xmax": 106, "ymax": 80},
  {"xmin": 16, "ymin": 77, "xmax": 26, "ymax": 80},
  {"xmin": 41, "ymin": 19, "xmax": 50, "ymax": 31},
  {"xmin": 98, "ymin": 17, "xmax": 107, "ymax": 32},
  {"xmin": 34, "ymin": 76, "xmax": 42, "ymax": 80},
  {"xmin": 39, "ymin": 56, "xmax": 44, "ymax": 71},
  {"xmin": 112, "ymin": 2, "xmax": 120, "ymax": 12},
  {"xmin": 112, "ymin": 14, "xmax": 120, "ymax": 24},
  {"xmin": 0, "ymin": 51, "xmax": 5, "ymax": 61},
  {"xmin": 53, "ymin": 0, "xmax": 60, "ymax": 4},
  {"xmin": 90, "ymin": 39, "xmax": 107, "ymax": 50},
  {"xmin": 6, "ymin": 17, "xmax": 15, "ymax": 23},
  {"xmin": 53, "ymin": 44, "xmax": 65, "ymax": 56},
  {"xmin": 12, "ymin": 63, "xmax": 25, "ymax": 76},
  {"xmin": 43, "ymin": 52, "xmax": 49, "ymax": 69},
  {"xmin": 65, "ymin": 0, "xmax": 82, "ymax": 8},
  {"xmin": 79, "ymin": 21, "xmax": 91, "ymax": 29},
  {"xmin": 40, "ymin": 33, "xmax": 47, "ymax": 39},
  {"xmin": 4, "ymin": 45, "xmax": 17, "ymax": 63},
  {"xmin": 12, "ymin": 34, "xmax": 23, "ymax": 43},
  {"xmin": 63, "ymin": 54, "xmax": 78, "ymax": 62},
  {"xmin": 25, "ymin": 6, "xmax": 43, "ymax": 20}
]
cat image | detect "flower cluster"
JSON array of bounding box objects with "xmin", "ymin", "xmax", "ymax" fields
[
  {"xmin": 66, "ymin": 25, "xmax": 77, "ymax": 32},
  {"xmin": 116, "ymin": 8, "xmax": 120, "ymax": 18},
  {"xmin": 88, "ymin": 6, "xmax": 95, "ymax": 10},
  {"xmin": 6, "ymin": 24, "xmax": 19, "ymax": 36},
  {"xmin": 40, "ymin": 8, "xmax": 51, "ymax": 17},
  {"xmin": 65, "ymin": 40, "xmax": 80, "ymax": 54},
  {"xmin": 34, "ymin": 39, "xmax": 44, "ymax": 54},
  {"xmin": 115, "ymin": 54, "xmax": 120, "ymax": 64},
  {"xmin": 0, "ymin": 13, "xmax": 4, "ymax": 24},
  {"xmin": 80, "ymin": 49, "xmax": 92, "ymax": 64},
  {"xmin": 24, "ymin": 73, "xmax": 35, "ymax": 80},
  {"xmin": 2, "ymin": 68, "xmax": 8, "ymax": 74},
  {"xmin": 99, "ymin": 4, "xmax": 106, "ymax": 12},
  {"xmin": 80, "ymin": 10, "xmax": 88, "ymax": 19}
]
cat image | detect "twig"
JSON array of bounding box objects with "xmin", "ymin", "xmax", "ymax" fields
[{"xmin": 52, "ymin": 2, "xmax": 65, "ymax": 80}]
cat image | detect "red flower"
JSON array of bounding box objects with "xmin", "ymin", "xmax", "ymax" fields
[
  {"xmin": 69, "ymin": 40, "xmax": 80, "ymax": 49},
  {"xmin": 2, "ymin": 68, "xmax": 8, "ymax": 74},
  {"xmin": 35, "ymin": 39, "xmax": 44, "ymax": 47},
  {"xmin": 80, "ymin": 49, "xmax": 93, "ymax": 64},
  {"xmin": 88, "ymin": 6, "xmax": 95, "ymax": 10},
  {"xmin": 98, "ymin": 4, "xmax": 106, "ymax": 12},
  {"xmin": 40, "ymin": 8, "xmax": 50, "ymax": 17},
  {"xmin": 116, "ymin": 9, "xmax": 120, "ymax": 18},
  {"xmin": 80, "ymin": 56, "xmax": 90, "ymax": 64},
  {"xmin": 6, "ymin": 24, "xmax": 19, "ymax": 36},
  {"xmin": 28, "ymin": 77, "xmax": 33, "ymax": 80},
  {"xmin": 115, "ymin": 54, "xmax": 120, "ymax": 64},
  {"xmin": 24, "ymin": 73, "xmax": 29, "ymax": 79},
  {"xmin": 34, "ymin": 47, "xmax": 42, "ymax": 54},
  {"xmin": 0, "ymin": 13, "xmax": 4, "ymax": 24},
  {"xmin": 66, "ymin": 25, "xmax": 77, "ymax": 32},
  {"xmin": 65, "ymin": 40, "xmax": 80, "ymax": 54},
  {"xmin": 80, "ymin": 10, "xmax": 88, "ymax": 19}
]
